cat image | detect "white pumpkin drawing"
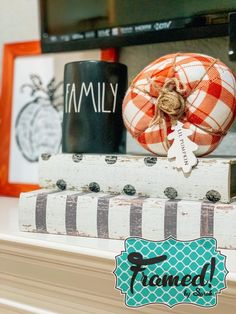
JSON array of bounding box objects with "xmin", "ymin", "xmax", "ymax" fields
[{"xmin": 15, "ymin": 74, "xmax": 63, "ymax": 162}]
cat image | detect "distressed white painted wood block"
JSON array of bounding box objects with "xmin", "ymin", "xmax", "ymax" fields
[
  {"xmin": 39, "ymin": 154, "xmax": 236, "ymax": 203},
  {"xmin": 19, "ymin": 189, "xmax": 236, "ymax": 249}
]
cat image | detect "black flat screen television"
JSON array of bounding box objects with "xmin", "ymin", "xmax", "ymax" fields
[{"xmin": 40, "ymin": 0, "xmax": 236, "ymax": 54}]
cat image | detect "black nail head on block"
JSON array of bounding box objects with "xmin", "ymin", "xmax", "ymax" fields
[
  {"xmin": 105, "ymin": 155, "xmax": 117, "ymax": 164},
  {"xmin": 56, "ymin": 179, "xmax": 67, "ymax": 190},
  {"xmin": 144, "ymin": 157, "xmax": 157, "ymax": 166},
  {"xmin": 123, "ymin": 184, "xmax": 136, "ymax": 196},
  {"xmin": 89, "ymin": 182, "xmax": 100, "ymax": 193},
  {"xmin": 206, "ymin": 190, "xmax": 221, "ymax": 203},
  {"xmin": 164, "ymin": 187, "xmax": 178, "ymax": 199},
  {"xmin": 41, "ymin": 153, "xmax": 51, "ymax": 161},
  {"xmin": 72, "ymin": 154, "xmax": 83, "ymax": 162}
]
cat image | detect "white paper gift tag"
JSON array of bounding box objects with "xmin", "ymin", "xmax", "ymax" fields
[{"xmin": 167, "ymin": 121, "xmax": 198, "ymax": 174}]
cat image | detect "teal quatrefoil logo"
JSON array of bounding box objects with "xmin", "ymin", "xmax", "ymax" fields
[{"xmin": 114, "ymin": 237, "xmax": 228, "ymax": 308}]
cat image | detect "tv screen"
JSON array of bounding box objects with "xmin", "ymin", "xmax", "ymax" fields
[{"xmin": 40, "ymin": 0, "xmax": 236, "ymax": 53}]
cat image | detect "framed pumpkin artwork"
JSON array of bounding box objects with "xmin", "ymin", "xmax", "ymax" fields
[{"xmin": 0, "ymin": 40, "xmax": 117, "ymax": 196}]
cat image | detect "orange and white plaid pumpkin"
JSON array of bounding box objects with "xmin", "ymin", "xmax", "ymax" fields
[{"xmin": 122, "ymin": 53, "xmax": 236, "ymax": 156}]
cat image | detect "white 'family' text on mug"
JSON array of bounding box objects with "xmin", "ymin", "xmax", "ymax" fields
[{"xmin": 65, "ymin": 82, "xmax": 118, "ymax": 113}]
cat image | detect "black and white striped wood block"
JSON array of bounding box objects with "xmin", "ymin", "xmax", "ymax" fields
[
  {"xmin": 39, "ymin": 154, "xmax": 236, "ymax": 203},
  {"xmin": 19, "ymin": 189, "xmax": 236, "ymax": 249}
]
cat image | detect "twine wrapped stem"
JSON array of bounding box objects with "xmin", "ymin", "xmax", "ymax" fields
[{"xmin": 149, "ymin": 77, "xmax": 187, "ymax": 127}]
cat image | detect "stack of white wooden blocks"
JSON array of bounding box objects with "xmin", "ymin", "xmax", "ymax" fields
[{"xmin": 19, "ymin": 154, "xmax": 236, "ymax": 249}]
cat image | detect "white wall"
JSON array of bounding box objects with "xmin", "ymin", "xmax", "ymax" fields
[{"xmin": 0, "ymin": 0, "xmax": 40, "ymax": 74}]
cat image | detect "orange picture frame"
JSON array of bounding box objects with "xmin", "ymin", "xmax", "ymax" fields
[{"xmin": 0, "ymin": 40, "xmax": 118, "ymax": 197}]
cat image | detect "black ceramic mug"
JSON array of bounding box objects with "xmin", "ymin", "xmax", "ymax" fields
[{"xmin": 62, "ymin": 60, "xmax": 127, "ymax": 154}]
